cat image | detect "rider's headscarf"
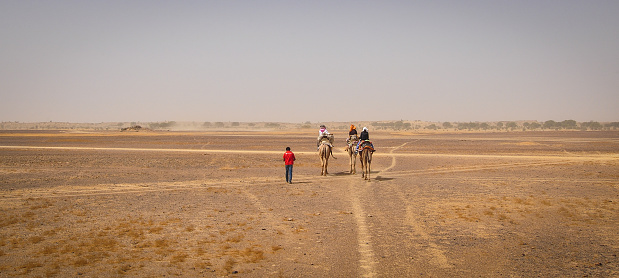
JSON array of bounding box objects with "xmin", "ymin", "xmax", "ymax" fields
[
  {"xmin": 350, "ymin": 125, "xmax": 356, "ymax": 132},
  {"xmin": 320, "ymin": 125, "xmax": 326, "ymax": 133},
  {"xmin": 363, "ymin": 127, "xmax": 368, "ymax": 132}
]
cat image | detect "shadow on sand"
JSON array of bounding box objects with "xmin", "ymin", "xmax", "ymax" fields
[
  {"xmin": 332, "ymin": 171, "xmax": 354, "ymax": 176},
  {"xmin": 288, "ymin": 181, "xmax": 312, "ymax": 184},
  {"xmin": 372, "ymin": 175, "xmax": 394, "ymax": 182}
]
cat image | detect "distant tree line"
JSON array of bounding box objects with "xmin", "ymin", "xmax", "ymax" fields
[
  {"xmin": 442, "ymin": 120, "xmax": 617, "ymax": 131},
  {"xmin": 368, "ymin": 120, "xmax": 619, "ymax": 131},
  {"xmin": 372, "ymin": 121, "xmax": 412, "ymax": 130},
  {"xmin": 201, "ymin": 122, "xmax": 277, "ymax": 128},
  {"xmin": 148, "ymin": 121, "xmax": 176, "ymax": 129}
]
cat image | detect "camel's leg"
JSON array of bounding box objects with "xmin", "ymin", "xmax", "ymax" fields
[
  {"xmin": 348, "ymin": 151, "xmax": 353, "ymax": 174},
  {"xmin": 361, "ymin": 150, "xmax": 370, "ymax": 180},
  {"xmin": 368, "ymin": 157, "xmax": 371, "ymax": 180},
  {"xmin": 360, "ymin": 156, "xmax": 365, "ymax": 179},
  {"xmin": 359, "ymin": 155, "xmax": 363, "ymax": 178},
  {"xmin": 366, "ymin": 154, "xmax": 372, "ymax": 180},
  {"xmin": 324, "ymin": 157, "xmax": 328, "ymax": 175},
  {"xmin": 367, "ymin": 152, "xmax": 372, "ymax": 181}
]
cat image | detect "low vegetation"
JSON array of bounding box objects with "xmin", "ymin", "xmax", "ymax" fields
[{"xmin": 1, "ymin": 120, "xmax": 617, "ymax": 131}]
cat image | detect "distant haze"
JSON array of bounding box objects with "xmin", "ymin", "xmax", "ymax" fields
[{"xmin": 1, "ymin": 1, "xmax": 618, "ymax": 123}]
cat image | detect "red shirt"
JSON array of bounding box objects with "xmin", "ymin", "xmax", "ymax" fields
[{"xmin": 283, "ymin": 151, "xmax": 295, "ymax": 165}]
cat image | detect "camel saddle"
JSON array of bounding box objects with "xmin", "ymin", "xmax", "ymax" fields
[
  {"xmin": 359, "ymin": 141, "xmax": 375, "ymax": 152},
  {"xmin": 319, "ymin": 134, "xmax": 334, "ymax": 144}
]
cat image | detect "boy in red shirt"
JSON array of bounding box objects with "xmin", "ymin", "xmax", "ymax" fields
[{"xmin": 283, "ymin": 147, "xmax": 296, "ymax": 184}]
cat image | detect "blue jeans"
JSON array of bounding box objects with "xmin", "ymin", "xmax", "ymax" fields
[{"xmin": 285, "ymin": 165, "xmax": 293, "ymax": 183}]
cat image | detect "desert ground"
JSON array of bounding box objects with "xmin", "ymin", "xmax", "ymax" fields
[{"xmin": 0, "ymin": 129, "xmax": 617, "ymax": 277}]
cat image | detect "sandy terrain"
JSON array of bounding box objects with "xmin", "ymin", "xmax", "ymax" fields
[{"xmin": 0, "ymin": 130, "xmax": 617, "ymax": 277}]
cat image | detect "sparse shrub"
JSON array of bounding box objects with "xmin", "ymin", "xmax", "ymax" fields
[
  {"xmin": 117, "ymin": 264, "xmax": 132, "ymax": 274},
  {"xmin": 19, "ymin": 261, "xmax": 42, "ymax": 274},
  {"xmin": 154, "ymin": 239, "xmax": 169, "ymax": 248},
  {"xmin": 29, "ymin": 236, "xmax": 44, "ymax": 244},
  {"xmin": 22, "ymin": 211, "xmax": 36, "ymax": 219},
  {"xmin": 425, "ymin": 124, "xmax": 438, "ymax": 130},
  {"xmin": 226, "ymin": 234, "xmax": 243, "ymax": 243},
  {"xmin": 241, "ymin": 247, "xmax": 264, "ymax": 263},
  {"xmin": 74, "ymin": 257, "xmax": 89, "ymax": 267},
  {"xmin": 223, "ymin": 258, "xmax": 236, "ymax": 273},
  {"xmin": 171, "ymin": 252, "xmax": 188, "ymax": 263},
  {"xmin": 40, "ymin": 244, "xmax": 58, "ymax": 255}
]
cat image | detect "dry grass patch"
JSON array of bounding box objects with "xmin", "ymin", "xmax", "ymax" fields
[
  {"xmin": 149, "ymin": 226, "xmax": 164, "ymax": 233},
  {"xmin": 240, "ymin": 246, "xmax": 265, "ymax": 263},
  {"xmin": 0, "ymin": 215, "xmax": 20, "ymax": 228},
  {"xmin": 19, "ymin": 260, "xmax": 43, "ymax": 275},
  {"xmin": 22, "ymin": 211, "xmax": 36, "ymax": 219},
  {"xmin": 29, "ymin": 199, "xmax": 54, "ymax": 210},
  {"xmin": 91, "ymin": 237, "xmax": 118, "ymax": 252},
  {"xmin": 226, "ymin": 233, "xmax": 244, "ymax": 243},
  {"xmin": 154, "ymin": 238, "xmax": 171, "ymax": 248},
  {"xmin": 29, "ymin": 235, "xmax": 44, "ymax": 244},
  {"xmin": 223, "ymin": 257, "xmax": 237, "ymax": 274},
  {"xmin": 40, "ymin": 244, "xmax": 58, "ymax": 255},
  {"xmin": 170, "ymin": 252, "xmax": 189, "ymax": 263}
]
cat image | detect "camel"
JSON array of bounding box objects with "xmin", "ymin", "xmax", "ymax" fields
[
  {"xmin": 346, "ymin": 135, "xmax": 359, "ymax": 174},
  {"xmin": 318, "ymin": 141, "xmax": 334, "ymax": 176},
  {"xmin": 359, "ymin": 145, "xmax": 373, "ymax": 180}
]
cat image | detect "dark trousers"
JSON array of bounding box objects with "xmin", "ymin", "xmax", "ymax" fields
[{"xmin": 285, "ymin": 165, "xmax": 293, "ymax": 183}]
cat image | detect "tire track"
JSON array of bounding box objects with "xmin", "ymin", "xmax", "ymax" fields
[
  {"xmin": 347, "ymin": 179, "xmax": 377, "ymax": 277},
  {"xmin": 381, "ymin": 160, "xmax": 574, "ymax": 178},
  {"xmin": 343, "ymin": 141, "xmax": 414, "ymax": 277},
  {"xmin": 404, "ymin": 197, "xmax": 454, "ymax": 269},
  {"xmin": 376, "ymin": 141, "xmax": 415, "ymax": 177},
  {"xmin": 375, "ymin": 140, "xmax": 454, "ymax": 269},
  {"xmin": 0, "ymin": 176, "xmax": 313, "ymax": 202}
]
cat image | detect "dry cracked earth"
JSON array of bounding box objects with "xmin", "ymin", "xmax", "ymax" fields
[{"xmin": 0, "ymin": 130, "xmax": 617, "ymax": 277}]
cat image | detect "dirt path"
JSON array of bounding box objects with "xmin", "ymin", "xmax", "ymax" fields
[{"xmin": 3, "ymin": 145, "xmax": 616, "ymax": 161}]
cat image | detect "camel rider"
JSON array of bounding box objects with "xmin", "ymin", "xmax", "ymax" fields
[
  {"xmin": 345, "ymin": 125, "xmax": 358, "ymax": 151},
  {"xmin": 317, "ymin": 125, "xmax": 334, "ymax": 148},
  {"xmin": 356, "ymin": 127, "xmax": 374, "ymax": 153}
]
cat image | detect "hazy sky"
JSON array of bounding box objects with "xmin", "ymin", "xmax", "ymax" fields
[{"xmin": 1, "ymin": 1, "xmax": 618, "ymax": 123}]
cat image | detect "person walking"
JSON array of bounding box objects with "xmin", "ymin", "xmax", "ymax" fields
[{"xmin": 283, "ymin": 147, "xmax": 296, "ymax": 184}]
